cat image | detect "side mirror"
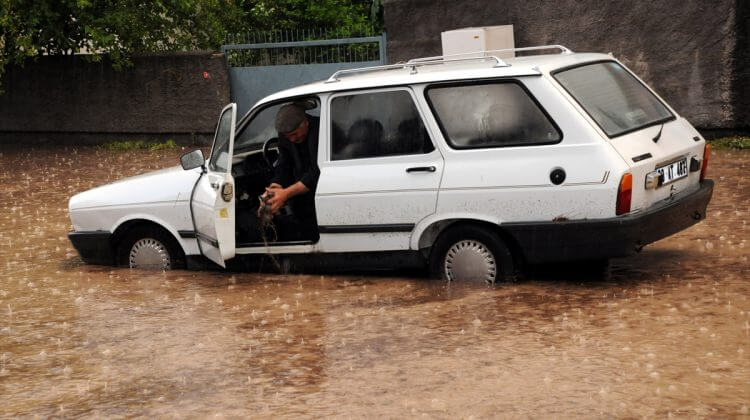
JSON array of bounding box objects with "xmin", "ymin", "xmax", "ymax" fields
[{"xmin": 180, "ymin": 149, "xmax": 205, "ymax": 171}]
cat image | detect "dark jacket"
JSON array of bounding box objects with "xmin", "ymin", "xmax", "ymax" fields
[{"xmin": 270, "ymin": 116, "xmax": 320, "ymax": 192}]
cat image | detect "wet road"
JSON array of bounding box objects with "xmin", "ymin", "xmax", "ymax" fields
[{"xmin": 1, "ymin": 146, "xmax": 748, "ymax": 417}]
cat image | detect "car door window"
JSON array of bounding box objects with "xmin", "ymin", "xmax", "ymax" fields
[
  {"xmin": 235, "ymin": 99, "xmax": 320, "ymax": 153},
  {"xmin": 330, "ymin": 90, "xmax": 434, "ymax": 161},
  {"xmin": 208, "ymin": 107, "xmax": 234, "ymax": 172},
  {"xmin": 426, "ymin": 81, "xmax": 561, "ymax": 149},
  {"xmin": 234, "ymin": 103, "xmax": 284, "ymax": 152}
]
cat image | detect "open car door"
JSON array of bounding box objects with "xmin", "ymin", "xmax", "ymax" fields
[{"xmin": 192, "ymin": 103, "xmax": 237, "ymax": 267}]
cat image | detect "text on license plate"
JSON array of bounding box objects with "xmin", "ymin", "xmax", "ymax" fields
[{"xmin": 656, "ymin": 158, "xmax": 688, "ymax": 185}]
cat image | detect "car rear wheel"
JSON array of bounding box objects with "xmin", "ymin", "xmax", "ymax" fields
[
  {"xmin": 430, "ymin": 225, "xmax": 514, "ymax": 284},
  {"xmin": 117, "ymin": 226, "xmax": 185, "ymax": 270}
]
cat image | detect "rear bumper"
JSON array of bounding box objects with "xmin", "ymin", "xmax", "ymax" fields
[
  {"xmin": 504, "ymin": 180, "xmax": 714, "ymax": 264},
  {"xmin": 68, "ymin": 231, "xmax": 115, "ymax": 265}
]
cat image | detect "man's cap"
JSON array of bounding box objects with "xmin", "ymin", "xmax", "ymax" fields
[{"xmin": 275, "ymin": 104, "xmax": 306, "ymax": 134}]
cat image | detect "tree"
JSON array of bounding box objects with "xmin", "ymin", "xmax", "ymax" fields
[
  {"xmin": 0, "ymin": 0, "xmax": 244, "ymax": 88},
  {"xmin": 241, "ymin": 0, "xmax": 379, "ymax": 33},
  {"xmin": 0, "ymin": 0, "xmax": 383, "ymax": 88}
]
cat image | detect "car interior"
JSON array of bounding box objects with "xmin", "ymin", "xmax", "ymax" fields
[{"xmin": 231, "ymin": 97, "xmax": 321, "ymax": 247}]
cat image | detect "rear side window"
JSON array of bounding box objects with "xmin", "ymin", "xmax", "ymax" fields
[
  {"xmin": 330, "ymin": 90, "xmax": 434, "ymax": 161},
  {"xmin": 553, "ymin": 61, "xmax": 673, "ymax": 137},
  {"xmin": 426, "ymin": 81, "xmax": 561, "ymax": 149}
]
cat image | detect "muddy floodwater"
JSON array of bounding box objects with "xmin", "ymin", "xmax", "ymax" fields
[{"xmin": 0, "ymin": 146, "xmax": 748, "ymax": 417}]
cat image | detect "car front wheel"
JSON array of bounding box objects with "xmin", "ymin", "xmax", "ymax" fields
[
  {"xmin": 117, "ymin": 226, "xmax": 185, "ymax": 270},
  {"xmin": 430, "ymin": 225, "xmax": 514, "ymax": 284}
]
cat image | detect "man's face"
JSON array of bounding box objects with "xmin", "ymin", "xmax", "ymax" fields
[{"xmin": 285, "ymin": 118, "xmax": 309, "ymax": 144}]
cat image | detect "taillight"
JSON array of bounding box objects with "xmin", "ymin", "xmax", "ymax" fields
[
  {"xmin": 616, "ymin": 173, "xmax": 633, "ymax": 215},
  {"xmin": 700, "ymin": 143, "xmax": 710, "ymax": 182}
]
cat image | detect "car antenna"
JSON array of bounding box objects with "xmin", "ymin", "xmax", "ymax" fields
[{"xmin": 652, "ymin": 123, "xmax": 664, "ymax": 143}]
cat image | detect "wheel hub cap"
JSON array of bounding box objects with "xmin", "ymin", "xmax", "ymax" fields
[
  {"xmin": 129, "ymin": 238, "xmax": 170, "ymax": 270},
  {"xmin": 444, "ymin": 240, "xmax": 497, "ymax": 283}
]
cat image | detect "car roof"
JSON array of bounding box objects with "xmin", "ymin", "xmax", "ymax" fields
[{"xmin": 256, "ymin": 51, "xmax": 613, "ymax": 107}]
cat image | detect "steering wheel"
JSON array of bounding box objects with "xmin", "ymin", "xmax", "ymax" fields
[{"xmin": 262, "ymin": 137, "xmax": 280, "ymax": 170}]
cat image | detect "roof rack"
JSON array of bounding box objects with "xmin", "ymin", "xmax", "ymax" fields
[
  {"xmin": 407, "ymin": 54, "xmax": 508, "ymax": 67},
  {"xmin": 325, "ymin": 55, "xmax": 505, "ymax": 83},
  {"xmin": 486, "ymin": 44, "xmax": 573, "ymax": 56},
  {"xmin": 408, "ymin": 44, "xmax": 573, "ymax": 64},
  {"xmin": 325, "ymin": 63, "xmax": 412, "ymax": 84},
  {"xmin": 325, "ymin": 44, "xmax": 573, "ymax": 83}
]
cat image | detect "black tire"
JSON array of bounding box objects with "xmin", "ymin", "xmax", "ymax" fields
[
  {"xmin": 429, "ymin": 225, "xmax": 514, "ymax": 284},
  {"xmin": 116, "ymin": 226, "xmax": 185, "ymax": 270}
]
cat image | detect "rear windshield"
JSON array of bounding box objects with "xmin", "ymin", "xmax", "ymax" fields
[{"xmin": 554, "ymin": 61, "xmax": 673, "ymax": 137}]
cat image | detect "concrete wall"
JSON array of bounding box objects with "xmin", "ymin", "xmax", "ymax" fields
[
  {"xmin": 384, "ymin": 0, "xmax": 749, "ymax": 132},
  {"xmin": 732, "ymin": 2, "xmax": 749, "ymax": 131},
  {"xmin": 0, "ymin": 52, "xmax": 230, "ymax": 145}
]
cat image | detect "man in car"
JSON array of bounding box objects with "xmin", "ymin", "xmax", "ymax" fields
[{"xmin": 260, "ymin": 103, "xmax": 320, "ymax": 240}]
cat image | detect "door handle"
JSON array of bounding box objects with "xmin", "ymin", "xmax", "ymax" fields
[
  {"xmin": 210, "ymin": 181, "xmax": 220, "ymax": 189},
  {"xmin": 406, "ymin": 166, "xmax": 436, "ymax": 173}
]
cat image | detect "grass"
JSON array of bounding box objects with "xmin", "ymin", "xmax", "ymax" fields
[
  {"xmin": 99, "ymin": 139, "xmax": 178, "ymax": 151},
  {"xmin": 710, "ymin": 136, "xmax": 750, "ymax": 150}
]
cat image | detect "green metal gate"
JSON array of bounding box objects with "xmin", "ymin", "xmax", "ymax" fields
[{"xmin": 222, "ymin": 28, "xmax": 387, "ymax": 116}]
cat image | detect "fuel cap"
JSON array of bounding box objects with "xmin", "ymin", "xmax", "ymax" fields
[{"xmin": 550, "ymin": 168, "xmax": 566, "ymax": 185}]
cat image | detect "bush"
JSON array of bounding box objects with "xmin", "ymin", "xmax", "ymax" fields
[
  {"xmin": 711, "ymin": 136, "xmax": 750, "ymax": 150},
  {"xmin": 100, "ymin": 139, "xmax": 178, "ymax": 151}
]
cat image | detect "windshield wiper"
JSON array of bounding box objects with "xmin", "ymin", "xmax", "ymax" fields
[{"xmin": 652, "ymin": 123, "xmax": 664, "ymax": 143}]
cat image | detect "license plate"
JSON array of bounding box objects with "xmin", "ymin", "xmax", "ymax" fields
[{"xmin": 656, "ymin": 158, "xmax": 688, "ymax": 185}]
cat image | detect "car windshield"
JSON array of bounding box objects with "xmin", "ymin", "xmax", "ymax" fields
[{"xmin": 554, "ymin": 61, "xmax": 673, "ymax": 137}]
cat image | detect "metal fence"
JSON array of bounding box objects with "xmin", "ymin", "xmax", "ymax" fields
[
  {"xmin": 223, "ymin": 28, "xmax": 386, "ymax": 67},
  {"xmin": 221, "ymin": 28, "xmax": 388, "ymax": 116}
]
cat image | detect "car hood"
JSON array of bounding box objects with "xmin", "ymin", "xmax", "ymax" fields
[{"xmin": 69, "ymin": 165, "xmax": 201, "ymax": 211}]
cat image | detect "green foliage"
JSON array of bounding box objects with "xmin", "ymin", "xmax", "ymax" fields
[
  {"xmin": 242, "ymin": 0, "xmax": 379, "ymax": 33},
  {"xmin": 0, "ymin": 0, "xmax": 383, "ymax": 88},
  {"xmin": 711, "ymin": 136, "xmax": 750, "ymax": 150},
  {"xmin": 100, "ymin": 139, "xmax": 178, "ymax": 152},
  {"xmin": 150, "ymin": 139, "xmax": 179, "ymax": 151},
  {"xmin": 1, "ymin": 1, "xmax": 243, "ymax": 67}
]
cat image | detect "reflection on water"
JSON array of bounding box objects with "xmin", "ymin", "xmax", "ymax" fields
[{"xmin": 0, "ymin": 146, "xmax": 748, "ymax": 417}]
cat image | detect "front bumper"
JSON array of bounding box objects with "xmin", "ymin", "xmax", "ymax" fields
[
  {"xmin": 68, "ymin": 231, "xmax": 115, "ymax": 265},
  {"xmin": 504, "ymin": 180, "xmax": 714, "ymax": 264}
]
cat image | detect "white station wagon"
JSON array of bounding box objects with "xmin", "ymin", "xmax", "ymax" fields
[{"xmin": 68, "ymin": 45, "xmax": 713, "ymax": 283}]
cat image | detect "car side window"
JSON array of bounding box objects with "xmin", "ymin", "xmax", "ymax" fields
[
  {"xmin": 208, "ymin": 107, "xmax": 234, "ymax": 172},
  {"xmin": 330, "ymin": 90, "xmax": 434, "ymax": 161},
  {"xmin": 235, "ymin": 98, "xmax": 320, "ymax": 153},
  {"xmin": 426, "ymin": 81, "xmax": 561, "ymax": 149},
  {"xmin": 233, "ymin": 103, "xmax": 284, "ymax": 152}
]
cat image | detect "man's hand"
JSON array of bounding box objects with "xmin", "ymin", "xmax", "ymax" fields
[
  {"xmin": 258, "ymin": 181, "xmax": 310, "ymax": 214},
  {"xmin": 258, "ymin": 183, "xmax": 282, "ymax": 217},
  {"xmin": 265, "ymin": 184, "xmax": 289, "ymax": 214},
  {"xmin": 262, "ymin": 181, "xmax": 310, "ymax": 215}
]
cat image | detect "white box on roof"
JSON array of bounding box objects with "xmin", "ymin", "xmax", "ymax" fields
[{"xmin": 441, "ymin": 25, "xmax": 515, "ymax": 58}]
